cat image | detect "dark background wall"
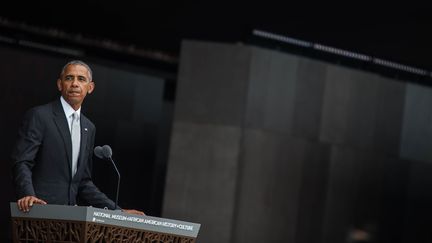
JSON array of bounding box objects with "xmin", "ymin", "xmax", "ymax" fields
[
  {"xmin": 163, "ymin": 40, "xmax": 432, "ymax": 243},
  {"xmin": 0, "ymin": 44, "xmax": 173, "ymax": 241}
]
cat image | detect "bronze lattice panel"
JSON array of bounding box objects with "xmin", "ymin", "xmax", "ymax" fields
[
  {"xmin": 85, "ymin": 223, "xmax": 195, "ymax": 243},
  {"xmin": 12, "ymin": 218, "xmax": 196, "ymax": 243},
  {"xmin": 12, "ymin": 218, "xmax": 84, "ymax": 242}
]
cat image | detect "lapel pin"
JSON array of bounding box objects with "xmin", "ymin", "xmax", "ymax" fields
[{"xmin": 84, "ymin": 128, "xmax": 88, "ymax": 131}]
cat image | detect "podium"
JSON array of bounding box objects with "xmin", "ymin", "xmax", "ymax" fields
[{"xmin": 10, "ymin": 202, "xmax": 200, "ymax": 242}]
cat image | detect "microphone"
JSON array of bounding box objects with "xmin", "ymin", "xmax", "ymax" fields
[
  {"xmin": 102, "ymin": 145, "xmax": 112, "ymax": 158},
  {"xmin": 94, "ymin": 146, "xmax": 104, "ymax": 159},
  {"xmin": 93, "ymin": 145, "xmax": 120, "ymax": 210}
]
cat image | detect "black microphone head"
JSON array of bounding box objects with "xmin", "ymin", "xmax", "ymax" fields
[
  {"xmin": 94, "ymin": 146, "xmax": 104, "ymax": 159},
  {"xmin": 102, "ymin": 145, "xmax": 113, "ymax": 158}
]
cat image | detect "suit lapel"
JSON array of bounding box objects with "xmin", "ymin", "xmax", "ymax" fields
[{"xmin": 52, "ymin": 100, "xmax": 73, "ymax": 175}]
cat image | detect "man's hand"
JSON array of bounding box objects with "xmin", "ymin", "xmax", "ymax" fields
[
  {"xmin": 17, "ymin": 196, "xmax": 47, "ymax": 212},
  {"xmin": 122, "ymin": 209, "xmax": 145, "ymax": 215}
]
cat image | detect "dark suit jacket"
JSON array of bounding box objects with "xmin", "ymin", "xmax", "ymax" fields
[{"xmin": 12, "ymin": 99, "xmax": 117, "ymax": 209}]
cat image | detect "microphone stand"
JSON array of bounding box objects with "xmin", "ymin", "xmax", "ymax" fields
[{"xmin": 108, "ymin": 157, "xmax": 120, "ymax": 210}]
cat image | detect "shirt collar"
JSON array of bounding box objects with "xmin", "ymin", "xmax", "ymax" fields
[{"xmin": 60, "ymin": 96, "xmax": 81, "ymax": 119}]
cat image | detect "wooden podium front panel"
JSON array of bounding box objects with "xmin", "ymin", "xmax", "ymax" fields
[
  {"xmin": 12, "ymin": 217, "xmax": 196, "ymax": 243},
  {"xmin": 10, "ymin": 203, "xmax": 200, "ymax": 243}
]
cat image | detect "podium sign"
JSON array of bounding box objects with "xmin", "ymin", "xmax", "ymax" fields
[{"xmin": 10, "ymin": 202, "xmax": 200, "ymax": 242}]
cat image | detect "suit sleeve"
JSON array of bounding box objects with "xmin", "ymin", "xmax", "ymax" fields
[
  {"xmin": 11, "ymin": 108, "xmax": 44, "ymax": 199},
  {"xmin": 77, "ymin": 127, "xmax": 120, "ymax": 210}
]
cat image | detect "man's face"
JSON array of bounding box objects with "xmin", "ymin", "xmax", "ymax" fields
[{"xmin": 57, "ymin": 64, "xmax": 94, "ymax": 110}]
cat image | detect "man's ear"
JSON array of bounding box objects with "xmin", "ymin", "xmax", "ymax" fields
[
  {"xmin": 87, "ymin": 81, "xmax": 95, "ymax": 94},
  {"xmin": 56, "ymin": 79, "xmax": 62, "ymax": 91}
]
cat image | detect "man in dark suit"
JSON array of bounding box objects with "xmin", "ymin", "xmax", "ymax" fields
[{"xmin": 12, "ymin": 60, "xmax": 144, "ymax": 215}]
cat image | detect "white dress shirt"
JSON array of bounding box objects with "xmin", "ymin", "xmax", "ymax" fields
[
  {"xmin": 60, "ymin": 96, "xmax": 81, "ymax": 131},
  {"xmin": 60, "ymin": 96, "xmax": 81, "ymax": 176}
]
